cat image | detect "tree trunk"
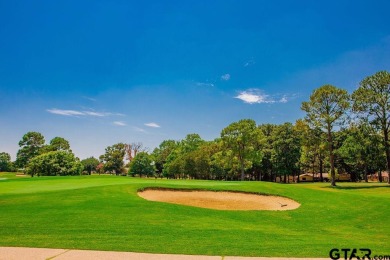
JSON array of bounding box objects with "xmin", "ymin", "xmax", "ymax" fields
[
  {"xmin": 327, "ymin": 123, "xmax": 336, "ymax": 187},
  {"xmin": 319, "ymin": 156, "xmax": 324, "ymax": 182},
  {"xmin": 384, "ymin": 129, "xmax": 390, "ymax": 184},
  {"xmin": 379, "ymin": 171, "xmax": 382, "ymax": 182},
  {"xmin": 364, "ymin": 165, "xmax": 368, "ymax": 182},
  {"xmin": 240, "ymin": 161, "xmax": 245, "ymax": 181},
  {"xmin": 312, "ymin": 160, "xmax": 315, "ymax": 182}
]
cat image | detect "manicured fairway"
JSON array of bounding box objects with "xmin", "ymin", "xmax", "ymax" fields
[{"xmin": 0, "ymin": 173, "xmax": 389, "ymax": 258}]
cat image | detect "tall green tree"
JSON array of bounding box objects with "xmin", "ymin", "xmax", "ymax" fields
[
  {"xmin": 81, "ymin": 157, "xmax": 100, "ymax": 175},
  {"xmin": 152, "ymin": 140, "xmax": 179, "ymax": 174},
  {"xmin": 128, "ymin": 152, "xmax": 155, "ymax": 177},
  {"xmin": 15, "ymin": 131, "xmax": 45, "ymax": 168},
  {"xmin": 208, "ymin": 139, "xmax": 234, "ymax": 180},
  {"xmin": 162, "ymin": 148, "xmax": 181, "ymax": 178},
  {"xmin": 221, "ymin": 119, "xmax": 263, "ymax": 180},
  {"xmin": 258, "ymin": 124, "xmax": 277, "ymax": 181},
  {"xmin": 338, "ymin": 123, "xmax": 385, "ymax": 182},
  {"xmin": 271, "ymin": 123, "xmax": 301, "ymax": 183},
  {"xmin": 40, "ymin": 137, "xmax": 72, "ymax": 154},
  {"xmin": 295, "ymin": 119, "xmax": 326, "ymax": 181},
  {"xmin": 301, "ymin": 85, "xmax": 350, "ymax": 186},
  {"xmin": 352, "ymin": 71, "xmax": 390, "ymax": 184},
  {"xmin": 48, "ymin": 137, "xmax": 71, "ymax": 151},
  {"xmin": 100, "ymin": 143, "xmax": 126, "ymax": 175},
  {"xmin": 180, "ymin": 133, "xmax": 205, "ymax": 153},
  {"xmin": 0, "ymin": 152, "xmax": 13, "ymax": 172},
  {"xmin": 190, "ymin": 141, "xmax": 220, "ymax": 179},
  {"xmin": 161, "ymin": 134, "xmax": 204, "ymax": 179}
]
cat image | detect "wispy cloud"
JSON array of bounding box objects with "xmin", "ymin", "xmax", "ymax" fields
[
  {"xmin": 82, "ymin": 96, "xmax": 97, "ymax": 102},
  {"xmin": 235, "ymin": 89, "xmax": 291, "ymax": 104},
  {"xmin": 84, "ymin": 111, "xmax": 111, "ymax": 117},
  {"xmin": 47, "ymin": 108, "xmax": 125, "ymax": 117},
  {"xmin": 196, "ymin": 82, "xmax": 214, "ymax": 87},
  {"xmin": 47, "ymin": 109, "xmax": 85, "ymax": 116},
  {"xmin": 133, "ymin": 127, "xmax": 146, "ymax": 133},
  {"xmin": 279, "ymin": 95, "xmax": 288, "ymax": 103},
  {"xmin": 221, "ymin": 74, "xmax": 231, "ymax": 81},
  {"xmin": 244, "ymin": 58, "xmax": 255, "ymax": 67},
  {"xmin": 144, "ymin": 122, "xmax": 160, "ymax": 128},
  {"xmin": 113, "ymin": 121, "xmax": 126, "ymax": 126}
]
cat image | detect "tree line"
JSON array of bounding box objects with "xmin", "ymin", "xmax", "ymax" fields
[
  {"xmin": 0, "ymin": 133, "xmax": 84, "ymax": 176},
  {"xmin": 115, "ymin": 70, "xmax": 390, "ymax": 186},
  {"xmin": 1, "ymin": 71, "xmax": 389, "ymax": 186}
]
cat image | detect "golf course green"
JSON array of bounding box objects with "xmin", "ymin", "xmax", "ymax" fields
[{"xmin": 0, "ymin": 173, "xmax": 388, "ymax": 258}]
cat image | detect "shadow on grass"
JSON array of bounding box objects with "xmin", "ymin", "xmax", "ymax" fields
[{"xmin": 323, "ymin": 184, "xmax": 389, "ymax": 190}]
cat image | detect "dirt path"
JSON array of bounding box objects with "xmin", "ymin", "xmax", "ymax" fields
[
  {"xmin": 0, "ymin": 247, "xmax": 329, "ymax": 260},
  {"xmin": 138, "ymin": 190, "xmax": 300, "ymax": 210}
]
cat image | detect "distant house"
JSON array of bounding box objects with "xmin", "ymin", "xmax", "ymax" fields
[
  {"xmin": 299, "ymin": 173, "xmax": 314, "ymax": 182},
  {"xmin": 298, "ymin": 173, "xmax": 350, "ymax": 182},
  {"xmin": 368, "ymin": 171, "xmax": 389, "ymax": 182}
]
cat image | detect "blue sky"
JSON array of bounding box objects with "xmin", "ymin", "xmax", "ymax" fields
[{"xmin": 1, "ymin": 0, "xmax": 390, "ymax": 160}]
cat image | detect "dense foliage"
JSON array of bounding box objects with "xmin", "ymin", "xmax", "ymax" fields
[
  {"xmin": 99, "ymin": 143, "xmax": 126, "ymax": 175},
  {"xmin": 128, "ymin": 152, "xmax": 155, "ymax": 177},
  {"xmin": 0, "ymin": 152, "xmax": 14, "ymax": 172},
  {"xmin": 145, "ymin": 71, "xmax": 389, "ymax": 184},
  {"xmin": 15, "ymin": 131, "xmax": 45, "ymax": 168},
  {"xmin": 352, "ymin": 70, "xmax": 390, "ymax": 183},
  {"xmin": 25, "ymin": 151, "xmax": 83, "ymax": 177},
  {"xmin": 81, "ymin": 157, "xmax": 100, "ymax": 175},
  {"xmin": 301, "ymin": 85, "xmax": 350, "ymax": 186},
  {"xmin": 7, "ymin": 133, "xmax": 83, "ymax": 176}
]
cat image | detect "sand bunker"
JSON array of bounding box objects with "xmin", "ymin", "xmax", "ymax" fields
[{"xmin": 138, "ymin": 189, "xmax": 300, "ymax": 211}]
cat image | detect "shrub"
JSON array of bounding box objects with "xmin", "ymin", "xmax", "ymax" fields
[{"xmin": 25, "ymin": 151, "xmax": 83, "ymax": 177}]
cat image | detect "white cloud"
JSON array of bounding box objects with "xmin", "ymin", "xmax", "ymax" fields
[
  {"xmin": 279, "ymin": 96, "xmax": 288, "ymax": 103},
  {"xmin": 144, "ymin": 122, "xmax": 160, "ymax": 128},
  {"xmin": 47, "ymin": 108, "xmax": 124, "ymax": 117},
  {"xmin": 47, "ymin": 109, "xmax": 85, "ymax": 116},
  {"xmin": 235, "ymin": 89, "xmax": 291, "ymax": 104},
  {"xmin": 221, "ymin": 74, "xmax": 231, "ymax": 81},
  {"xmin": 235, "ymin": 90, "xmax": 275, "ymax": 104},
  {"xmin": 84, "ymin": 111, "xmax": 110, "ymax": 117},
  {"xmin": 113, "ymin": 121, "xmax": 126, "ymax": 126}
]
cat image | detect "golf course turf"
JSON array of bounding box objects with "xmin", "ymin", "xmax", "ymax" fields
[{"xmin": 0, "ymin": 173, "xmax": 389, "ymax": 258}]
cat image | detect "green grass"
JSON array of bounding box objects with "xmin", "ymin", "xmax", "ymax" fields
[
  {"xmin": 0, "ymin": 174, "xmax": 389, "ymax": 257},
  {"xmin": 0, "ymin": 172, "xmax": 28, "ymax": 180}
]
